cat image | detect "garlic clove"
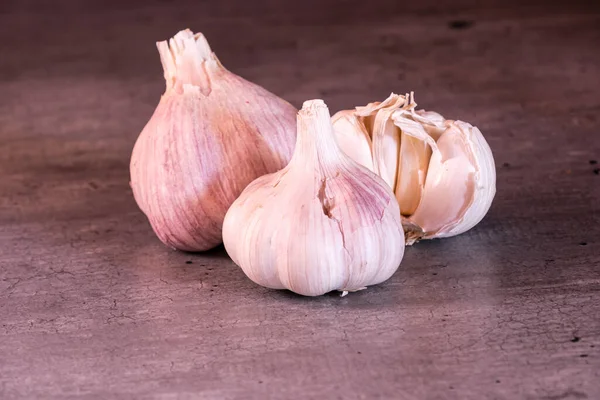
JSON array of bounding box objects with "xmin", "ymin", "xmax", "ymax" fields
[
  {"xmin": 330, "ymin": 110, "xmax": 375, "ymax": 172},
  {"xmin": 223, "ymin": 100, "xmax": 405, "ymax": 296},
  {"xmin": 370, "ymin": 103, "xmax": 402, "ymax": 191},
  {"xmin": 396, "ymin": 112, "xmax": 496, "ymax": 241},
  {"xmin": 391, "ymin": 108, "xmax": 437, "ymax": 217},
  {"xmin": 334, "ymin": 93, "xmax": 408, "ymax": 191},
  {"xmin": 130, "ymin": 29, "xmax": 297, "ymax": 251},
  {"xmin": 409, "ymin": 120, "xmax": 496, "ymax": 239},
  {"xmin": 395, "ymin": 129, "xmax": 432, "ymax": 216},
  {"xmin": 406, "ymin": 124, "xmax": 477, "ymax": 237}
]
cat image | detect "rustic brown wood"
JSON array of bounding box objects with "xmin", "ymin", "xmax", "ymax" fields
[{"xmin": 1, "ymin": 0, "xmax": 599, "ymax": 399}]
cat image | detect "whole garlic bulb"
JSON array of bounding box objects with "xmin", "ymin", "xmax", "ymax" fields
[
  {"xmin": 223, "ymin": 100, "xmax": 405, "ymax": 296},
  {"xmin": 332, "ymin": 93, "xmax": 496, "ymax": 244},
  {"xmin": 130, "ymin": 29, "xmax": 297, "ymax": 251}
]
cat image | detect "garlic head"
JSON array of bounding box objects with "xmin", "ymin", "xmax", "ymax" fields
[
  {"xmin": 332, "ymin": 93, "xmax": 496, "ymax": 244},
  {"xmin": 130, "ymin": 29, "xmax": 297, "ymax": 251},
  {"xmin": 223, "ymin": 100, "xmax": 405, "ymax": 296}
]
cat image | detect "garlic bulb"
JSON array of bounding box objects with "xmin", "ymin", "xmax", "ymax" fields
[
  {"xmin": 130, "ymin": 29, "xmax": 297, "ymax": 251},
  {"xmin": 332, "ymin": 93, "xmax": 496, "ymax": 244},
  {"xmin": 223, "ymin": 100, "xmax": 405, "ymax": 296}
]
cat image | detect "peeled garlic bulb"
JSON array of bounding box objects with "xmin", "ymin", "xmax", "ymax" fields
[
  {"xmin": 332, "ymin": 93, "xmax": 496, "ymax": 244},
  {"xmin": 130, "ymin": 29, "xmax": 297, "ymax": 251},
  {"xmin": 223, "ymin": 100, "xmax": 405, "ymax": 296}
]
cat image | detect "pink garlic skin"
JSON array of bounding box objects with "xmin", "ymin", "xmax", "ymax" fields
[{"xmin": 130, "ymin": 30, "xmax": 297, "ymax": 251}]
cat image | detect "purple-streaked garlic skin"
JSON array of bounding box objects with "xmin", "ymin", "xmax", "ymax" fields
[
  {"xmin": 223, "ymin": 100, "xmax": 405, "ymax": 296},
  {"xmin": 130, "ymin": 30, "xmax": 297, "ymax": 251}
]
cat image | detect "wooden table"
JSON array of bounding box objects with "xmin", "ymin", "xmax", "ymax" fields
[{"xmin": 1, "ymin": 1, "xmax": 599, "ymax": 398}]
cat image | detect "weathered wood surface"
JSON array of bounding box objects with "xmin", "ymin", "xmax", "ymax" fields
[{"xmin": 1, "ymin": 1, "xmax": 599, "ymax": 399}]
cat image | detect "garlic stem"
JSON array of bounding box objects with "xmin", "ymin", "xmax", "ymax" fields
[
  {"xmin": 157, "ymin": 29, "xmax": 214, "ymax": 95},
  {"xmin": 291, "ymin": 100, "xmax": 344, "ymax": 169}
]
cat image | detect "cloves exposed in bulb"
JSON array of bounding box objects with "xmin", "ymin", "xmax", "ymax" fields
[{"xmin": 332, "ymin": 93, "xmax": 496, "ymax": 244}]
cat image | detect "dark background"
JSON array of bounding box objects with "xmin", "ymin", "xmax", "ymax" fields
[{"xmin": 1, "ymin": 1, "xmax": 599, "ymax": 399}]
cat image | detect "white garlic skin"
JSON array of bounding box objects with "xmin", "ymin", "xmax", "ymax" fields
[
  {"xmin": 223, "ymin": 100, "xmax": 405, "ymax": 296},
  {"xmin": 130, "ymin": 30, "xmax": 297, "ymax": 251}
]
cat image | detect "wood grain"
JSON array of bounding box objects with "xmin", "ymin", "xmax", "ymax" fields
[{"xmin": 1, "ymin": 0, "xmax": 599, "ymax": 399}]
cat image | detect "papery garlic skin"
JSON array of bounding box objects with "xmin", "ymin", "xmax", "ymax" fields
[
  {"xmin": 332, "ymin": 93, "xmax": 496, "ymax": 244},
  {"xmin": 330, "ymin": 111, "xmax": 375, "ymax": 172},
  {"xmin": 130, "ymin": 29, "xmax": 297, "ymax": 251},
  {"xmin": 223, "ymin": 100, "xmax": 405, "ymax": 296}
]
